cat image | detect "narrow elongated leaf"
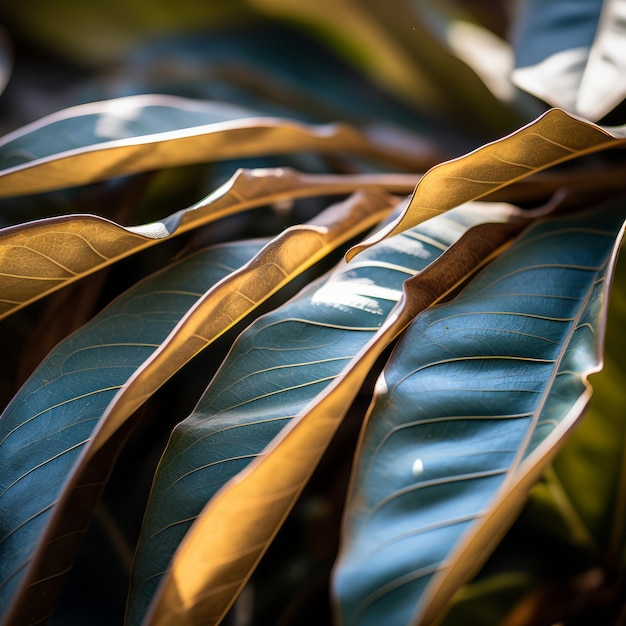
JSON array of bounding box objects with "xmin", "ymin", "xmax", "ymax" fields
[
  {"xmin": 0, "ymin": 94, "xmax": 432, "ymax": 197},
  {"xmin": 0, "ymin": 167, "xmax": 417, "ymax": 320},
  {"xmin": 248, "ymin": 0, "xmax": 519, "ymax": 132},
  {"xmin": 128, "ymin": 202, "xmax": 530, "ymax": 626},
  {"xmin": 347, "ymin": 108, "xmax": 626, "ymax": 259},
  {"xmin": 0, "ymin": 189, "xmax": 394, "ymax": 626},
  {"xmin": 333, "ymin": 205, "xmax": 626, "ymax": 626},
  {"xmin": 0, "ymin": 239, "xmax": 266, "ymax": 621}
]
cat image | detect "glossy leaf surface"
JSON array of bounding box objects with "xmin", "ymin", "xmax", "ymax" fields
[
  {"xmin": 512, "ymin": 0, "xmax": 626, "ymax": 120},
  {"xmin": 0, "ymin": 239, "xmax": 265, "ymax": 620},
  {"xmin": 334, "ymin": 205, "xmax": 626, "ymax": 626},
  {"xmin": 0, "ymin": 166, "xmax": 416, "ymax": 320},
  {"xmin": 0, "ymin": 94, "xmax": 430, "ymax": 197},
  {"xmin": 549, "ymin": 244, "xmax": 626, "ymax": 561},
  {"xmin": 0, "ymin": 190, "xmax": 393, "ymax": 626},
  {"xmin": 128, "ymin": 202, "xmax": 526, "ymax": 626},
  {"xmin": 347, "ymin": 108, "xmax": 626, "ymax": 259}
]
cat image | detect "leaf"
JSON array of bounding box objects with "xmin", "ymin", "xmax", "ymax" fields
[
  {"xmin": 93, "ymin": 25, "xmax": 437, "ymax": 134},
  {"xmin": 347, "ymin": 108, "xmax": 626, "ymax": 259},
  {"xmin": 0, "ymin": 0, "xmax": 249, "ymax": 65},
  {"xmin": 248, "ymin": 0, "xmax": 520, "ymax": 133},
  {"xmin": 0, "ymin": 94, "xmax": 432, "ymax": 197},
  {"xmin": 0, "ymin": 166, "xmax": 417, "ymax": 320},
  {"xmin": 0, "ymin": 239, "xmax": 266, "ymax": 622},
  {"xmin": 512, "ymin": 0, "xmax": 626, "ymax": 121},
  {"xmin": 547, "ymin": 241, "xmax": 626, "ymax": 563},
  {"xmin": 0, "ymin": 189, "xmax": 394, "ymax": 626},
  {"xmin": 333, "ymin": 204, "xmax": 626, "ymax": 626},
  {"xmin": 441, "ymin": 571, "xmax": 535, "ymax": 626},
  {"xmin": 128, "ymin": 202, "xmax": 529, "ymax": 626}
]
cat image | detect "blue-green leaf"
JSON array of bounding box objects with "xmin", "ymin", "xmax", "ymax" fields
[
  {"xmin": 547, "ymin": 240, "xmax": 626, "ymax": 562},
  {"xmin": 126, "ymin": 202, "xmax": 523, "ymax": 626},
  {"xmin": 0, "ymin": 239, "xmax": 265, "ymax": 622},
  {"xmin": 0, "ymin": 189, "xmax": 394, "ymax": 626},
  {"xmin": 0, "ymin": 94, "xmax": 429, "ymax": 197},
  {"xmin": 512, "ymin": 0, "xmax": 626, "ymax": 120},
  {"xmin": 333, "ymin": 205, "xmax": 626, "ymax": 626}
]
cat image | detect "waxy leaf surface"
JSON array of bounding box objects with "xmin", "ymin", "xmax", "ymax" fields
[
  {"xmin": 512, "ymin": 0, "xmax": 626, "ymax": 120},
  {"xmin": 0, "ymin": 190, "xmax": 393, "ymax": 626},
  {"xmin": 348, "ymin": 109, "xmax": 626, "ymax": 259},
  {"xmin": 128, "ymin": 202, "xmax": 525, "ymax": 626},
  {"xmin": 0, "ymin": 94, "xmax": 429, "ymax": 197},
  {"xmin": 334, "ymin": 205, "xmax": 626, "ymax": 626},
  {"xmin": 0, "ymin": 167, "xmax": 416, "ymax": 320},
  {"xmin": 0, "ymin": 239, "xmax": 265, "ymax": 621}
]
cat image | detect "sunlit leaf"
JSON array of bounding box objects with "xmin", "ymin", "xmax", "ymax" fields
[
  {"xmin": 128, "ymin": 202, "xmax": 530, "ymax": 626},
  {"xmin": 512, "ymin": 0, "xmax": 626, "ymax": 121},
  {"xmin": 511, "ymin": 0, "xmax": 602, "ymax": 114},
  {"xmin": 0, "ymin": 189, "xmax": 394, "ymax": 626},
  {"xmin": 0, "ymin": 94, "xmax": 432, "ymax": 197},
  {"xmin": 333, "ymin": 205, "xmax": 626, "ymax": 626},
  {"xmin": 0, "ymin": 167, "xmax": 416, "ymax": 320},
  {"xmin": 347, "ymin": 108, "xmax": 626, "ymax": 259}
]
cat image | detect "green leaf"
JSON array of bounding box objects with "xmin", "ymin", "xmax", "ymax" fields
[
  {"xmin": 333, "ymin": 204, "xmax": 626, "ymax": 626},
  {"xmin": 0, "ymin": 166, "xmax": 416, "ymax": 320},
  {"xmin": 512, "ymin": 0, "xmax": 626, "ymax": 121},
  {"xmin": 0, "ymin": 94, "xmax": 431, "ymax": 197},
  {"xmin": 127, "ymin": 202, "xmax": 526, "ymax": 626},
  {"xmin": 0, "ymin": 190, "xmax": 393, "ymax": 626},
  {"xmin": 0, "ymin": 0, "xmax": 250, "ymax": 65},
  {"xmin": 248, "ymin": 0, "xmax": 520, "ymax": 133},
  {"xmin": 441, "ymin": 571, "xmax": 536, "ymax": 626},
  {"xmin": 0, "ymin": 239, "xmax": 265, "ymax": 622},
  {"xmin": 347, "ymin": 108, "xmax": 626, "ymax": 260}
]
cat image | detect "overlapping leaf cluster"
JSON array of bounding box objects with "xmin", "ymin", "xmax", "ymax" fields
[{"xmin": 0, "ymin": 1, "xmax": 626, "ymax": 625}]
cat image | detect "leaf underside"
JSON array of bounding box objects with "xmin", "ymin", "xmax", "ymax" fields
[
  {"xmin": 0, "ymin": 187, "xmax": 397, "ymax": 626},
  {"xmin": 128, "ymin": 202, "xmax": 525, "ymax": 626},
  {"xmin": 347, "ymin": 108, "xmax": 626, "ymax": 259},
  {"xmin": 0, "ymin": 167, "xmax": 417, "ymax": 321}
]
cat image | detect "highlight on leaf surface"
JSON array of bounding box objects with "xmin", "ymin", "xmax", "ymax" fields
[
  {"xmin": 126, "ymin": 200, "xmax": 530, "ymax": 626},
  {"xmin": 0, "ymin": 94, "xmax": 434, "ymax": 197},
  {"xmin": 0, "ymin": 166, "xmax": 417, "ymax": 320},
  {"xmin": 0, "ymin": 188, "xmax": 395, "ymax": 626},
  {"xmin": 512, "ymin": 0, "xmax": 626, "ymax": 121},
  {"xmin": 347, "ymin": 108, "xmax": 626, "ymax": 260},
  {"xmin": 333, "ymin": 204, "xmax": 626, "ymax": 626}
]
